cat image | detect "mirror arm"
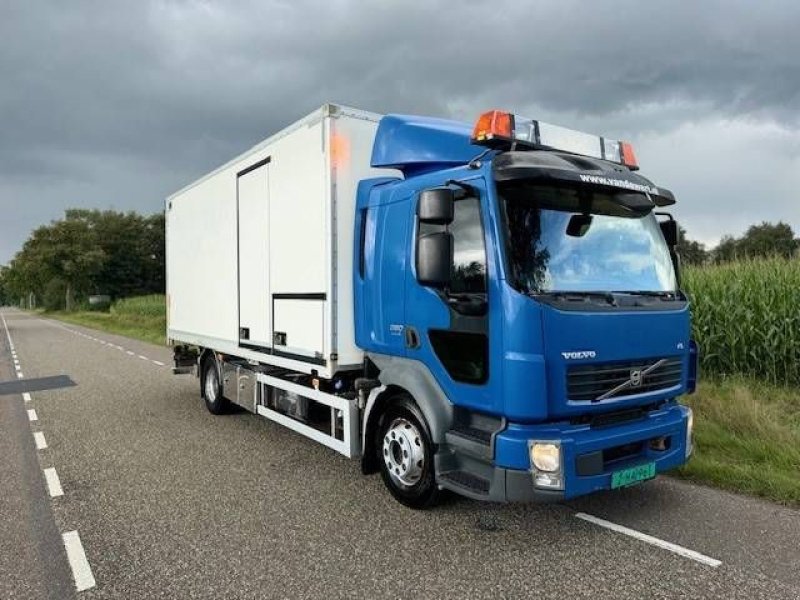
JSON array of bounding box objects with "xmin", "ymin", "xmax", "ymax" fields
[{"xmin": 444, "ymin": 179, "xmax": 477, "ymax": 197}]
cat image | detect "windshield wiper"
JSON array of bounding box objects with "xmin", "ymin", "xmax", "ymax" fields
[
  {"xmin": 535, "ymin": 291, "xmax": 617, "ymax": 306},
  {"xmin": 613, "ymin": 290, "xmax": 678, "ymax": 300}
]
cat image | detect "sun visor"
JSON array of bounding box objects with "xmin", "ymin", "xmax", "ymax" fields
[{"xmin": 493, "ymin": 151, "xmax": 676, "ymax": 207}]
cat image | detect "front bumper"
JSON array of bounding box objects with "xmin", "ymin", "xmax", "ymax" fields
[{"xmin": 440, "ymin": 402, "xmax": 692, "ymax": 503}]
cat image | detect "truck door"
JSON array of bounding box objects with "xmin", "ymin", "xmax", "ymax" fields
[
  {"xmin": 237, "ymin": 158, "xmax": 271, "ymax": 350},
  {"xmin": 404, "ymin": 180, "xmax": 494, "ymax": 410}
]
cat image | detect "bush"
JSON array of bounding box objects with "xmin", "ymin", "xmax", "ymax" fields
[
  {"xmin": 42, "ymin": 277, "xmax": 67, "ymax": 311},
  {"xmin": 683, "ymin": 257, "xmax": 800, "ymax": 387},
  {"xmin": 110, "ymin": 294, "xmax": 165, "ymax": 318}
]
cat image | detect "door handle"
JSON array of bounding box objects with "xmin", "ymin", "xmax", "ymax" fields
[{"xmin": 405, "ymin": 326, "xmax": 421, "ymax": 349}]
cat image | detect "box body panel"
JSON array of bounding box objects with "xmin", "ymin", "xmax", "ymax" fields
[{"xmin": 167, "ymin": 105, "xmax": 398, "ymax": 377}]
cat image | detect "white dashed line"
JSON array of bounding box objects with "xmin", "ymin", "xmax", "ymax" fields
[
  {"xmin": 17, "ymin": 371, "xmax": 24, "ymax": 379},
  {"xmin": 62, "ymin": 531, "xmax": 96, "ymax": 591},
  {"xmin": 126, "ymin": 351, "xmax": 135, "ymax": 356},
  {"xmin": 27, "ymin": 409, "xmax": 38, "ymax": 422},
  {"xmin": 575, "ymin": 513, "xmax": 722, "ymax": 568},
  {"xmin": 43, "ymin": 467, "xmax": 64, "ymax": 497},
  {"xmin": 23, "ymin": 392, "xmax": 31, "ymax": 403},
  {"xmin": 138, "ymin": 354, "xmax": 148, "ymax": 361},
  {"xmin": 33, "ymin": 431, "xmax": 48, "ymax": 450},
  {"xmin": 152, "ymin": 360, "xmax": 165, "ymax": 366}
]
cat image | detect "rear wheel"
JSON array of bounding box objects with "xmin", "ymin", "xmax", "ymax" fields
[
  {"xmin": 376, "ymin": 394, "xmax": 440, "ymax": 509},
  {"xmin": 201, "ymin": 354, "xmax": 229, "ymax": 415}
]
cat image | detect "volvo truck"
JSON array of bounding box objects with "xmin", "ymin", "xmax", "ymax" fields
[{"xmin": 166, "ymin": 104, "xmax": 697, "ymax": 508}]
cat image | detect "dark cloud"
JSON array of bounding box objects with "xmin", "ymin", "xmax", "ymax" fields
[{"xmin": 1, "ymin": 0, "xmax": 800, "ymax": 260}]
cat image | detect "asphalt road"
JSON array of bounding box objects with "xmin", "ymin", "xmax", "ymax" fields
[{"xmin": 2, "ymin": 307, "xmax": 799, "ymax": 599}]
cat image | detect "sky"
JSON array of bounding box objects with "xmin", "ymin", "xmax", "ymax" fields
[{"xmin": 1, "ymin": 0, "xmax": 799, "ymax": 263}]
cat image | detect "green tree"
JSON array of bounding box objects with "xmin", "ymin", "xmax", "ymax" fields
[
  {"xmin": 713, "ymin": 222, "xmax": 798, "ymax": 263},
  {"xmin": 737, "ymin": 221, "xmax": 797, "ymax": 259},
  {"xmin": 676, "ymin": 226, "xmax": 708, "ymax": 265},
  {"xmin": 2, "ymin": 208, "xmax": 165, "ymax": 310}
]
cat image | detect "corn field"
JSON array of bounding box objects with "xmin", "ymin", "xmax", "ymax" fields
[{"xmin": 683, "ymin": 257, "xmax": 800, "ymax": 386}]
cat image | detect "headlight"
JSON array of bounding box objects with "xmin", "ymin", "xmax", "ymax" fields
[{"xmin": 531, "ymin": 442, "xmax": 561, "ymax": 473}]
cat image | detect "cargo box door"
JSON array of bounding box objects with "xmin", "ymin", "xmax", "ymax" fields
[{"xmin": 237, "ymin": 160, "xmax": 271, "ymax": 350}]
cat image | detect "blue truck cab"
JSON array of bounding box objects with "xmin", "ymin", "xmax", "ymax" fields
[{"xmin": 354, "ymin": 110, "xmax": 697, "ymax": 508}]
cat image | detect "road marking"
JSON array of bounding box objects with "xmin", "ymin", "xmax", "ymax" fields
[
  {"xmin": 33, "ymin": 431, "xmax": 48, "ymax": 450},
  {"xmin": 27, "ymin": 409, "xmax": 38, "ymax": 422},
  {"xmin": 62, "ymin": 531, "xmax": 96, "ymax": 592},
  {"xmin": 17, "ymin": 371, "xmax": 24, "ymax": 379},
  {"xmin": 1, "ymin": 312, "xmax": 14, "ymax": 351},
  {"xmin": 152, "ymin": 360, "xmax": 165, "ymax": 366},
  {"xmin": 43, "ymin": 467, "xmax": 64, "ymax": 497},
  {"xmin": 126, "ymin": 351, "xmax": 135, "ymax": 356},
  {"xmin": 23, "ymin": 392, "xmax": 32, "ymax": 402},
  {"xmin": 575, "ymin": 513, "xmax": 722, "ymax": 568},
  {"xmin": 138, "ymin": 354, "xmax": 148, "ymax": 361}
]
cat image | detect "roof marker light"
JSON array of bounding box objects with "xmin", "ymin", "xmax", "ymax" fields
[{"xmin": 471, "ymin": 110, "xmax": 640, "ymax": 170}]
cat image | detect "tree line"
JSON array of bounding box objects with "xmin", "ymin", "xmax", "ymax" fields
[
  {"xmin": 677, "ymin": 221, "xmax": 798, "ymax": 265},
  {"xmin": 0, "ymin": 209, "xmax": 164, "ymax": 310}
]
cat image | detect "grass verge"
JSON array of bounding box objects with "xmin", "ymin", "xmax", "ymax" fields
[
  {"xmin": 678, "ymin": 376, "xmax": 800, "ymax": 506},
  {"xmin": 47, "ymin": 294, "xmax": 166, "ymax": 346}
]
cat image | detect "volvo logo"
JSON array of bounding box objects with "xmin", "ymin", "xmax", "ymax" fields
[
  {"xmin": 562, "ymin": 350, "xmax": 596, "ymax": 360},
  {"xmin": 630, "ymin": 369, "xmax": 643, "ymax": 387}
]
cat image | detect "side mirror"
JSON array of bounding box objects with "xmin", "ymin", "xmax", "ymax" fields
[
  {"xmin": 659, "ymin": 219, "xmax": 678, "ymax": 247},
  {"xmin": 417, "ymin": 188, "xmax": 454, "ymax": 225},
  {"xmin": 416, "ymin": 232, "xmax": 453, "ymax": 288}
]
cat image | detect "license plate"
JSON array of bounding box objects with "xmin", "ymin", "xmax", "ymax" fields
[{"xmin": 611, "ymin": 462, "xmax": 656, "ymax": 489}]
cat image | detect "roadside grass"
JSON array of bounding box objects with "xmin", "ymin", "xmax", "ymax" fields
[
  {"xmin": 678, "ymin": 376, "xmax": 800, "ymax": 506},
  {"xmin": 48, "ymin": 294, "xmax": 166, "ymax": 345}
]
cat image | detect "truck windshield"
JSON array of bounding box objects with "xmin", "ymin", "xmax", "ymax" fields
[{"xmin": 498, "ymin": 183, "xmax": 677, "ymax": 294}]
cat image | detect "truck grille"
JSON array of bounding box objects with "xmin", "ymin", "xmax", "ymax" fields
[{"xmin": 567, "ymin": 357, "xmax": 683, "ymax": 402}]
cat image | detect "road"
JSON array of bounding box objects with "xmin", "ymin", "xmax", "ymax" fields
[{"xmin": 2, "ymin": 307, "xmax": 799, "ymax": 599}]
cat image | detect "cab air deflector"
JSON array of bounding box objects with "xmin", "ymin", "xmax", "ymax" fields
[{"xmin": 493, "ymin": 151, "xmax": 676, "ymax": 207}]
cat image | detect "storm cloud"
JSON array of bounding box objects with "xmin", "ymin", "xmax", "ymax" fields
[{"xmin": 1, "ymin": 0, "xmax": 799, "ymax": 261}]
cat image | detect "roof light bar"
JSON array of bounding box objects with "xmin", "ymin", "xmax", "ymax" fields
[{"xmin": 471, "ymin": 110, "xmax": 639, "ymax": 170}]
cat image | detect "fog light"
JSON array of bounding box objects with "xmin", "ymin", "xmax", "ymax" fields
[
  {"xmin": 533, "ymin": 472, "xmax": 563, "ymax": 489},
  {"xmin": 531, "ymin": 442, "xmax": 561, "ymax": 472}
]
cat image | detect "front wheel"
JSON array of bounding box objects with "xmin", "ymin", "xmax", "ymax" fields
[{"xmin": 376, "ymin": 394, "xmax": 440, "ymax": 509}]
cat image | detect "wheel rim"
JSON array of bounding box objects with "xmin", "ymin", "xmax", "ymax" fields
[
  {"xmin": 204, "ymin": 366, "xmax": 218, "ymax": 402},
  {"xmin": 382, "ymin": 417, "xmax": 426, "ymax": 488}
]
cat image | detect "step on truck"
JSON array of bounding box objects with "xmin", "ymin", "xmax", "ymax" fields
[{"xmin": 166, "ymin": 104, "xmax": 697, "ymax": 508}]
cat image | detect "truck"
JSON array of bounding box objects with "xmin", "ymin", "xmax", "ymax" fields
[{"xmin": 166, "ymin": 104, "xmax": 697, "ymax": 509}]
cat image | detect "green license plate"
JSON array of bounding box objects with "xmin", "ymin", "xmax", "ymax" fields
[{"xmin": 611, "ymin": 462, "xmax": 656, "ymax": 489}]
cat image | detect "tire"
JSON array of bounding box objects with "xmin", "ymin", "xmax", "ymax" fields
[
  {"xmin": 201, "ymin": 354, "xmax": 229, "ymax": 415},
  {"xmin": 376, "ymin": 393, "xmax": 440, "ymax": 509}
]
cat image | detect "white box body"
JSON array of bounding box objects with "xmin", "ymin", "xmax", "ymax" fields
[{"xmin": 166, "ymin": 104, "xmax": 397, "ymax": 378}]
